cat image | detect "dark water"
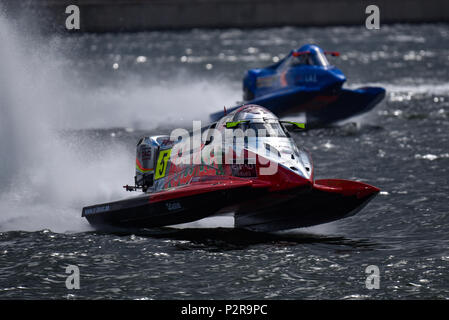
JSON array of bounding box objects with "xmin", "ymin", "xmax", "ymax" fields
[{"xmin": 0, "ymin": 23, "xmax": 448, "ymax": 299}]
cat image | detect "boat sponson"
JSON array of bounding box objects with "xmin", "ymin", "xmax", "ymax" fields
[{"xmin": 234, "ymin": 179, "xmax": 380, "ymax": 232}]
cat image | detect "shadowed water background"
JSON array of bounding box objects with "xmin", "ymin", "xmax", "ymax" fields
[{"xmin": 0, "ymin": 21, "xmax": 448, "ymax": 299}]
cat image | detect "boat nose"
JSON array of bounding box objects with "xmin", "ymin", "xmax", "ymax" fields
[
  {"xmin": 356, "ymin": 184, "xmax": 380, "ymax": 199},
  {"xmin": 329, "ymin": 68, "xmax": 346, "ymax": 84},
  {"xmin": 314, "ymin": 179, "xmax": 380, "ymax": 200}
]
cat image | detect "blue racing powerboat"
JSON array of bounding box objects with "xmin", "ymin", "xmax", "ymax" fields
[{"xmin": 210, "ymin": 44, "xmax": 385, "ymax": 128}]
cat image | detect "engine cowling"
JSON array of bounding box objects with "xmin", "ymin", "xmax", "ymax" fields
[{"xmin": 135, "ymin": 135, "xmax": 170, "ymax": 192}]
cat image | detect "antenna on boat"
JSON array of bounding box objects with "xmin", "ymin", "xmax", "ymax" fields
[{"xmin": 223, "ymin": 106, "xmax": 227, "ymax": 115}]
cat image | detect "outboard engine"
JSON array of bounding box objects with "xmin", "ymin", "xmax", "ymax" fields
[{"xmin": 135, "ymin": 135, "xmax": 170, "ymax": 192}]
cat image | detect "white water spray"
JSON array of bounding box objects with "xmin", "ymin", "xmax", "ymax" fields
[{"xmin": 0, "ymin": 14, "xmax": 238, "ymax": 232}]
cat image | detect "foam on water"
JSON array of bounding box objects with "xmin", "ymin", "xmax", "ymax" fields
[{"xmin": 349, "ymin": 82, "xmax": 449, "ymax": 96}]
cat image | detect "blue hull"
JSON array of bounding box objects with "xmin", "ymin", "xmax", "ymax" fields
[{"xmin": 211, "ymin": 86, "xmax": 385, "ymax": 128}]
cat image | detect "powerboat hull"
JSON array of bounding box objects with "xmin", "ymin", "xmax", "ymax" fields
[
  {"xmin": 83, "ymin": 178, "xmax": 379, "ymax": 232},
  {"xmin": 210, "ymin": 86, "xmax": 385, "ymax": 128}
]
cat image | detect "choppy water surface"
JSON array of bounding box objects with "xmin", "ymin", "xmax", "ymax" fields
[{"xmin": 0, "ymin": 21, "xmax": 448, "ymax": 299}]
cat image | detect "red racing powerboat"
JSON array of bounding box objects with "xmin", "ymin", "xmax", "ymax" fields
[{"xmin": 82, "ymin": 105, "xmax": 379, "ymax": 232}]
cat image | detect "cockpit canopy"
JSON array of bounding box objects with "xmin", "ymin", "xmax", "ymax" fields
[
  {"xmin": 233, "ymin": 104, "xmax": 278, "ymax": 121},
  {"xmin": 233, "ymin": 121, "xmax": 289, "ymax": 138},
  {"xmin": 284, "ymin": 44, "xmax": 331, "ymax": 68},
  {"xmin": 221, "ymin": 105, "xmax": 290, "ymax": 138}
]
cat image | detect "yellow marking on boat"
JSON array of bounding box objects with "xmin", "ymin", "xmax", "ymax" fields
[{"xmin": 155, "ymin": 149, "xmax": 172, "ymax": 179}]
